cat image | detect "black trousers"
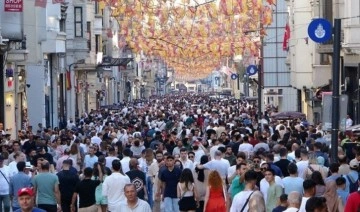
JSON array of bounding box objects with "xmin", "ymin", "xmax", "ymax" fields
[
  {"xmin": 38, "ymin": 204, "xmax": 57, "ymax": 212},
  {"xmin": 61, "ymin": 197, "xmax": 73, "ymax": 212}
]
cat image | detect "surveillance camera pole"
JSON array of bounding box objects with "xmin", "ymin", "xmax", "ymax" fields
[{"xmin": 330, "ymin": 19, "xmax": 341, "ymax": 163}]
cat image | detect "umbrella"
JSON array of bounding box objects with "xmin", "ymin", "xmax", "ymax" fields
[{"xmin": 271, "ymin": 111, "xmax": 306, "ymax": 120}]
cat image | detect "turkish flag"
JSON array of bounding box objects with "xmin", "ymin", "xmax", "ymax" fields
[
  {"xmin": 35, "ymin": 0, "xmax": 47, "ymax": 8},
  {"xmin": 283, "ymin": 23, "xmax": 290, "ymax": 51},
  {"xmin": 66, "ymin": 71, "xmax": 71, "ymax": 90}
]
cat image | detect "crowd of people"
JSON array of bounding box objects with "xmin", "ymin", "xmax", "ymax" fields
[{"xmin": 0, "ymin": 93, "xmax": 360, "ymax": 212}]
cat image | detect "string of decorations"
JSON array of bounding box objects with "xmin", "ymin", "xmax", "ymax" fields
[{"xmin": 101, "ymin": 0, "xmax": 276, "ymax": 80}]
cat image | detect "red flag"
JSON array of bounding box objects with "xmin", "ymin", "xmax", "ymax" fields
[
  {"xmin": 35, "ymin": 0, "xmax": 47, "ymax": 8},
  {"xmin": 66, "ymin": 71, "xmax": 71, "ymax": 90},
  {"xmin": 283, "ymin": 23, "xmax": 290, "ymax": 51}
]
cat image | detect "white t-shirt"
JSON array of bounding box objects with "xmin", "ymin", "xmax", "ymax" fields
[
  {"xmin": 0, "ymin": 166, "xmax": 10, "ymax": 195},
  {"xmin": 102, "ymin": 173, "xmax": 131, "ymax": 211},
  {"xmin": 230, "ymin": 190, "xmax": 259, "ymax": 212},
  {"xmin": 8, "ymin": 161, "xmax": 18, "ymax": 177},
  {"xmin": 120, "ymin": 157, "xmax": 131, "ymax": 174},
  {"xmin": 238, "ymin": 143, "xmax": 254, "ymax": 158},
  {"xmin": 299, "ymin": 197, "xmax": 310, "ymax": 212},
  {"xmin": 194, "ymin": 149, "xmax": 205, "ymax": 163},
  {"xmin": 296, "ymin": 160, "xmax": 309, "ymax": 179}
]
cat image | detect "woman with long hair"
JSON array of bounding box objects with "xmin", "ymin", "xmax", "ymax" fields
[
  {"xmin": 193, "ymin": 155, "xmax": 210, "ymax": 212},
  {"xmin": 69, "ymin": 143, "xmax": 81, "ymax": 171},
  {"xmin": 204, "ymin": 170, "xmax": 226, "ymax": 212},
  {"xmin": 177, "ymin": 168, "xmax": 199, "ymax": 212},
  {"xmin": 323, "ymin": 180, "xmax": 344, "ymax": 212},
  {"xmin": 311, "ymin": 171, "xmax": 326, "ymax": 197}
]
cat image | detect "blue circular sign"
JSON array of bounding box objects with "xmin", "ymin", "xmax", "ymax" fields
[
  {"xmin": 246, "ymin": 65, "xmax": 258, "ymax": 76},
  {"xmin": 231, "ymin": 73, "xmax": 238, "ymax": 80},
  {"xmin": 308, "ymin": 18, "xmax": 332, "ymax": 43}
]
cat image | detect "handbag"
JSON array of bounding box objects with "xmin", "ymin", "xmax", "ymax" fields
[{"xmin": 178, "ymin": 184, "xmax": 188, "ymax": 206}]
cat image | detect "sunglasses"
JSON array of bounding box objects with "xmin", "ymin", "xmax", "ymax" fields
[
  {"xmin": 253, "ymin": 160, "xmax": 261, "ymax": 163},
  {"xmin": 189, "ymin": 156, "xmax": 194, "ymax": 158},
  {"xmin": 260, "ymin": 168, "xmax": 267, "ymax": 171}
]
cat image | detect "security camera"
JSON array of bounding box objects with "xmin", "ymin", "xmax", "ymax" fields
[{"xmin": 26, "ymin": 84, "xmax": 31, "ymax": 88}]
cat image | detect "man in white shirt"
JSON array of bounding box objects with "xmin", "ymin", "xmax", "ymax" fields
[
  {"xmin": 346, "ymin": 115, "xmax": 353, "ymax": 128},
  {"xmin": 106, "ymin": 147, "xmax": 119, "ymax": 169},
  {"xmin": 197, "ymin": 150, "xmax": 230, "ymax": 180},
  {"xmin": 102, "ymin": 160, "xmax": 131, "ymax": 212},
  {"xmin": 117, "ymin": 184, "xmax": 151, "ymax": 212},
  {"xmin": 238, "ymin": 136, "xmax": 253, "ymax": 158},
  {"xmin": 0, "ymin": 155, "xmax": 10, "ymax": 212},
  {"xmin": 179, "ymin": 148, "xmax": 194, "ymax": 170},
  {"xmin": 121, "ymin": 149, "xmax": 132, "ymax": 174},
  {"xmin": 90, "ymin": 132, "xmax": 102, "ymax": 146},
  {"xmin": 8, "ymin": 152, "xmax": 26, "ymax": 177},
  {"xmin": 230, "ymin": 170, "xmax": 265, "ymax": 212},
  {"xmin": 296, "ymin": 149, "xmax": 309, "ymax": 179},
  {"xmin": 299, "ymin": 179, "xmax": 316, "ymax": 212}
]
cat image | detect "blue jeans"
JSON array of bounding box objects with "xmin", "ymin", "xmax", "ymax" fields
[
  {"xmin": 163, "ymin": 197, "xmax": 179, "ymax": 212},
  {"xmin": 146, "ymin": 176, "xmax": 153, "ymax": 209},
  {"xmin": 0, "ymin": 195, "xmax": 10, "ymax": 212}
]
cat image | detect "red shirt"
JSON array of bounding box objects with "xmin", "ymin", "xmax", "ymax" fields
[{"xmin": 344, "ymin": 191, "xmax": 360, "ymax": 212}]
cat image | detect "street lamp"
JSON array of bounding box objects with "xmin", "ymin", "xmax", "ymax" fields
[{"xmin": 61, "ymin": 59, "xmax": 85, "ymax": 129}]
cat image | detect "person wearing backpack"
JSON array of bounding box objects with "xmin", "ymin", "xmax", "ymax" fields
[{"xmin": 345, "ymin": 159, "xmax": 359, "ymax": 193}]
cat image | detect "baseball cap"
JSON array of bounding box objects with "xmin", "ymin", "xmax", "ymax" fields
[
  {"xmin": 25, "ymin": 162, "xmax": 33, "ymax": 169},
  {"xmin": 18, "ymin": 188, "xmax": 34, "ymax": 196},
  {"xmin": 349, "ymin": 159, "xmax": 359, "ymax": 169}
]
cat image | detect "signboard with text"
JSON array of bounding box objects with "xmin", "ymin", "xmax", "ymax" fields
[{"xmin": 4, "ymin": 0, "xmax": 23, "ymax": 12}]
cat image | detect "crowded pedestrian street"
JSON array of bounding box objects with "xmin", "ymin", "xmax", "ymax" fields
[
  {"xmin": 1, "ymin": 0, "xmax": 360, "ymax": 212},
  {"xmin": 0, "ymin": 93, "xmax": 360, "ymax": 212}
]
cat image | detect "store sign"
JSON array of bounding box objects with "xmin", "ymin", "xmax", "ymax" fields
[{"xmin": 4, "ymin": 0, "xmax": 23, "ymax": 12}]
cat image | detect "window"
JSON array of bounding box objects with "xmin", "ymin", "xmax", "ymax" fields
[
  {"xmin": 87, "ymin": 22, "xmax": 91, "ymax": 50},
  {"xmin": 74, "ymin": 7, "xmax": 83, "ymax": 37},
  {"xmin": 95, "ymin": 35, "xmax": 100, "ymax": 53},
  {"xmin": 95, "ymin": 2, "xmax": 99, "ymax": 14}
]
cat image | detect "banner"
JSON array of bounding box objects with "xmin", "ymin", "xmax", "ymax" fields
[
  {"xmin": 4, "ymin": 0, "xmax": 23, "ymax": 12},
  {"xmin": 66, "ymin": 71, "xmax": 71, "ymax": 90}
]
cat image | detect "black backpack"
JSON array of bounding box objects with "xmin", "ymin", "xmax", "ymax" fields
[{"xmin": 346, "ymin": 174, "xmax": 359, "ymax": 193}]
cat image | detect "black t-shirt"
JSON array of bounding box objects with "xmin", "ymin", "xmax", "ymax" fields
[
  {"xmin": 126, "ymin": 170, "xmax": 146, "ymax": 200},
  {"xmin": 22, "ymin": 140, "xmax": 36, "ymax": 154},
  {"xmin": 255, "ymin": 171, "xmax": 264, "ymax": 188},
  {"xmin": 57, "ymin": 170, "xmax": 80, "ymax": 199},
  {"xmin": 274, "ymin": 159, "xmax": 291, "ymax": 177},
  {"xmin": 75, "ymin": 179, "xmax": 100, "ymax": 208}
]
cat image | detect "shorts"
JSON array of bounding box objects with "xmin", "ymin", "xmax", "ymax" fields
[{"xmin": 95, "ymin": 194, "xmax": 108, "ymax": 205}]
